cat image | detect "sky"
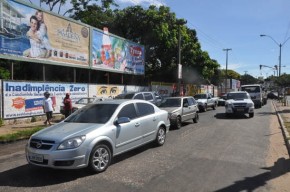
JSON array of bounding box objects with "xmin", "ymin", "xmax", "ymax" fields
[
  {"xmin": 116, "ymin": 0, "xmax": 290, "ymax": 79},
  {"xmin": 23, "ymin": 0, "xmax": 290, "ymax": 79}
]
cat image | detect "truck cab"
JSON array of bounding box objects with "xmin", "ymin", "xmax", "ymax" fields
[{"xmin": 240, "ymin": 84, "xmax": 263, "ymax": 108}]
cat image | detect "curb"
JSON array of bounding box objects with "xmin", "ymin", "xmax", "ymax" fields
[{"xmin": 272, "ymin": 100, "xmax": 290, "ymax": 156}]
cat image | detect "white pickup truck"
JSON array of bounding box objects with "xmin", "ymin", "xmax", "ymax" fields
[{"xmin": 194, "ymin": 93, "xmax": 218, "ymax": 112}]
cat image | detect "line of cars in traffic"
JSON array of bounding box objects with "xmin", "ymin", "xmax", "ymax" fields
[{"xmin": 25, "ymin": 90, "xmax": 255, "ymax": 173}]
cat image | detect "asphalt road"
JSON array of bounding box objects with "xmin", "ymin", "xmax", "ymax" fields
[{"xmin": 0, "ymin": 103, "xmax": 275, "ymax": 192}]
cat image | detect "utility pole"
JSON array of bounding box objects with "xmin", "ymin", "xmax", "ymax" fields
[
  {"xmin": 176, "ymin": 19, "xmax": 187, "ymax": 96},
  {"xmin": 223, "ymin": 48, "xmax": 232, "ymax": 93},
  {"xmin": 260, "ymin": 34, "xmax": 290, "ymax": 76}
]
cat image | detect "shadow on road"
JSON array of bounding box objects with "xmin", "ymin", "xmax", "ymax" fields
[
  {"xmin": 0, "ymin": 143, "xmax": 154, "ymax": 188},
  {"xmin": 214, "ymin": 157, "xmax": 290, "ymax": 192},
  {"xmin": 214, "ymin": 113, "xmax": 249, "ymax": 119},
  {"xmin": 0, "ymin": 164, "xmax": 90, "ymax": 187}
]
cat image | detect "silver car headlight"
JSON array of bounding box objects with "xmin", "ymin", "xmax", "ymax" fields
[{"xmin": 58, "ymin": 136, "xmax": 86, "ymax": 150}]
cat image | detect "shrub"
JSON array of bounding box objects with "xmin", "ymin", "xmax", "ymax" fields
[{"xmin": 31, "ymin": 116, "xmax": 37, "ymax": 122}]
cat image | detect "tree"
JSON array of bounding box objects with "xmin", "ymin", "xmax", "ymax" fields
[
  {"xmin": 0, "ymin": 66, "xmax": 10, "ymax": 79},
  {"xmin": 26, "ymin": 0, "xmax": 116, "ymax": 16},
  {"xmin": 274, "ymin": 74, "xmax": 290, "ymax": 87},
  {"xmin": 109, "ymin": 6, "xmax": 220, "ymax": 84},
  {"xmin": 240, "ymin": 74, "xmax": 259, "ymax": 85}
]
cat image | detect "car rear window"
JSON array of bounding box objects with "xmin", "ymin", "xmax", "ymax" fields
[
  {"xmin": 118, "ymin": 103, "xmax": 138, "ymax": 119},
  {"xmin": 144, "ymin": 93, "xmax": 153, "ymax": 101},
  {"xmin": 137, "ymin": 103, "xmax": 154, "ymax": 116}
]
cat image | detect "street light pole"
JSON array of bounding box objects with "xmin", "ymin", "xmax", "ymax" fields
[
  {"xmin": 260, "ymin": 34, "xmax": 290, "ymax": 76},
  {"xmin": 177, "ymin": 19, "xmax": 187, "ymax": 96},
  {"xmin": 223, "ymin": 48, "xmax": 232, "ymax": 93}
]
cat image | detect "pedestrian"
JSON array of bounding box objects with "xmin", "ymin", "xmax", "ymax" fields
[
  {"xmin": 43, "ymin": 91, "xmax": 54, "ymax": 125},
  {"xmin": 63, "ymin": 93, "xmax": 72, "ymax": 118}
]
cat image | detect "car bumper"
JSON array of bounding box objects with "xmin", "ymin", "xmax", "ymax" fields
[
  {"xmin": 25, "ymin": 144, "xmax": 88, "ymax": 169},
  {"xmin": 225, "ymin": 107, "xmax": 254, "ymax": 114}
]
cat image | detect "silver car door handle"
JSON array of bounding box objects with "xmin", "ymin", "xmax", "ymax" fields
[{"xmin": 135, "ymin": 123, "xmax": 140, "ymax": 127}]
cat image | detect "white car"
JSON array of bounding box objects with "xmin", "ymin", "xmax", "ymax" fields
[
  {"xmin": 159, "ymin": 96, "xmax": 199, "ymax": 129},
  {"xmin": 225, "ymin": 91, "xmax": 254, "ymax": 118},
  {"xmin": 60, "ymin": 97, "xmax": 107, "ymax": 115}
]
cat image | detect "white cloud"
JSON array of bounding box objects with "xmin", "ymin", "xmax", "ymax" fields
[
  {"xmin": 220, "ymin": 63, "xmax": 243, "ymax": 71},
  {"xmin": 116, "ymin": 0, "xmax": 165, "ymax": 7}
]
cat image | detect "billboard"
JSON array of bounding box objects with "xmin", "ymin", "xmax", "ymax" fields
[
  {"xmin": 3, "ymin": 81, "xmax": 88, "ymax": 119},
  {"xmin": 91, "ymin": 27, "xmax": 145, "ymax": 75},
  {"xmin": 0, "ymin": 0, "xmax": 90, "ymax": 66},
  {"xmin": 88, "ymin": 84, "xmax": 148, "ymax": 98}
]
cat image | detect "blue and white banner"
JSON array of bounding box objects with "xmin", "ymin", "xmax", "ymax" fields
[{"xmin": 3, "ymin": 81, "xmax": 88, "ymax": 119}]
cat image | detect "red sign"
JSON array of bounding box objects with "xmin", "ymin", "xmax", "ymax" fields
[
  {"xmin": 130, "ymin": 46, "xmax": 142, "ymax": 56},
  {"xmin": 12, "ymin": 97, "xmax": 25, "ymax": 109}
]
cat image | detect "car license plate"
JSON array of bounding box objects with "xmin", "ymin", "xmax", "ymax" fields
[
  {"xmin": 29, "ymin": 153, "xmax": 43, "ymax": 163},
  {"xmin": 237, "ymin": 108, "xmax": 244, "ymax": 112}
]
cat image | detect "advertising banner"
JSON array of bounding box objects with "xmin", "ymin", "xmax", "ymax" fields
[
  {"xmin": 91, "ymin": 28, "xmax": 145, "ymax": 75},
  {"xmin": 3, "ymin": 81, "xmax": 88, "ymax": 119},
  {"xmin": 151, "ymin": 82, "xmax": 174, "ymax": 97},
  {"xmin": 0, "ymin": 0, "xmax": 90, "ymax": 66},
  {"xmin": 88, "ymin": 84, "xmax": 148, "ymax": 98}
]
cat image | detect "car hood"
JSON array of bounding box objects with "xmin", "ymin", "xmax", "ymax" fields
[
  {"xmin": 226, "ymin": 99, "xmax": 253, "ymax": 104},
  {"xmin": 31, "ymin": 122, "xmax": 104, "ymax": 142},
  {"xmin": 160, "ymin": 107, "xmax": 180, "ymax": 113},
  {"xmin": 73, "ymin": 103, "xmax": 86, "ymax": 109},
  {"xmin": 196, "ymin": 99, "xmax": 207, "ymax": 103}
]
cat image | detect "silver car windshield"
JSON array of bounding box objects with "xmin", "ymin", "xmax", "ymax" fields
[
  {"xmin": 160, "ymin": 98, "xmax": 181, "ymax": 107},
  {"xmin": 65, "ymin": 104, "xmax": 119, "ymax": 124}
]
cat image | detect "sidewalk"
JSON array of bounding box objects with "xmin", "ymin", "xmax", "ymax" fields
[
  {"xmin": 272, "ymin": 99, "xmax": 290, "ymax": 155},
  {"xmin": 0, "ymin": 115, "xmax": 64, "ymax": 137}
]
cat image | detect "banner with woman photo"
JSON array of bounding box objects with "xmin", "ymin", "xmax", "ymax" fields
[{"xmin": 0, "ymin": 0, "xmax": 90, "ymax": 67}]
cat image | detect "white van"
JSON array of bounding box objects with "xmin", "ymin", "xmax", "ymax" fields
[{"xmin": 240, "ymin": 84, "xmax": 263, "ymax": 108}]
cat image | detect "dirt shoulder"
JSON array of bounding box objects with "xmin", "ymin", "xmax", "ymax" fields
[{"xmin": 266, "ymin": 104, "xmax": 290, "ymax": 192}]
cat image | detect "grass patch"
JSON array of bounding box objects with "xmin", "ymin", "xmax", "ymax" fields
[{"xmin": 0, "ymin": 127, "xmax": 44, "ymax": 143}]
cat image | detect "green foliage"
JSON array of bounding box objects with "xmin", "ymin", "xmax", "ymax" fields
[
  {"xmin": 220, "ymin": 69, "xmax": 241, "ymax": 80},
  {"xmin": 0, "ymin": 65, "xmax": 10, "ymax": 79},
  {"xmin": 109, "ymin": 6, "xmax": 220, "ymax": 84},
  {"xmin": 240, "ymin": 74, "xmax": 258, "ymax": 85},
  {"xmin": 0, "ymin": 118, "xmax": 3, "ymax": 127},
  {"xmin": 274, "ymin": 74, "xmax": 290, "ymax": 87},
  {"xmin": 31, "ymin": 116, "xmax": 37, "ymax": 122},
  {"xmin": 0, "ymin": 127, "xmax": 43, "ymax": 143}
]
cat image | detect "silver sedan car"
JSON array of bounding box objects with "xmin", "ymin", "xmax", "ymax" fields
[{"xmin": 26, "ymin": 99, "xmax": 170, "ymax": 173}]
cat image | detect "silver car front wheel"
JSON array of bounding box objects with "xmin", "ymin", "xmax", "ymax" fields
[
  {"xmin": 155, "ymin": 127, "xmax": 166, "ymax": 146},
  {"xmin": 88, "ymin": 144, "xmax": 111, "ymax": 173}
]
